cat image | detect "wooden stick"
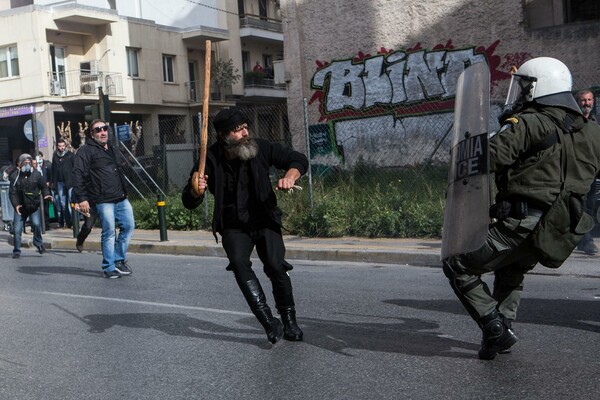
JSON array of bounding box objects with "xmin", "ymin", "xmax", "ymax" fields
[
  {"xmin": 191, "ymin": 40, "xmax": 211, "ymax": 196},
  {"xmin": 198, "ymin": 40, "xmax": 211, "ymax": 176}
]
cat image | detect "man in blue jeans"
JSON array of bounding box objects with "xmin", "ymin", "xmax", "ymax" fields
[
  {"xmin": 9, "ymin": 154, "xmax": 53, "ymax": 258},
  {"xmin": 72, "ymin": 119, "xmax": 135, "ymax": 278}
]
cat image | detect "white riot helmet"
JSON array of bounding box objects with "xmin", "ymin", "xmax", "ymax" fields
[{"xmin": 504, "ymin": 57, "xmax": 573, "ymax": 109}]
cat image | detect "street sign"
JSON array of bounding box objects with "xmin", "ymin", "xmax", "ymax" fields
[
  {"xmin": 117, "ymin": 124, "xmax": 131, "ymax": 141},
  {"xmin": 23, "ymin": 119, "xmax": 45, "ymax": 142}
]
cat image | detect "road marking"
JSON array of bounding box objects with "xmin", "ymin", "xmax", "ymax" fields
[{"xmin": 41, "ymin": 291, "xmax": 252, "ymax": 316}]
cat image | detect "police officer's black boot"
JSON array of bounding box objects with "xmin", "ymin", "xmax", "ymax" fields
[
  {"xmin": 278, "ymin": 306, "xmax": 303, "ymax": 341},
  {"xmin": 478, "ymin": 311, "xmax": 518, "ymax": 360},
  {"xmin": 238, "ymin": 278, "xmax": 283, "ymax": 344}
]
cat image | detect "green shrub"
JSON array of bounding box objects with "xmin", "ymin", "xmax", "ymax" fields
[{"xmin": 129, "ymin": 166, "xmax": 446, "ymax": 238}]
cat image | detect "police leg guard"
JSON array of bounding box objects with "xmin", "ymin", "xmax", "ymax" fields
[{"xmin": 442, "ymin": 258, "xmax": 494, "ymax": 329}]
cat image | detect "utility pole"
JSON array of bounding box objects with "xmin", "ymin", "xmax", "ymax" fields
[{"xmin": 31, "ymin": 108, "xmax": 46, "ymax": 233}]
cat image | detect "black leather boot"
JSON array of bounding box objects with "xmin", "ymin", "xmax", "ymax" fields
[
  {"xmin": 278, "ymin": 306, "xmax": 303, "ymax": 341},
  {"xmin": 478, "ymin": 312, "xmax": 518, "ymax": 360},
  {"xmin": 238, "ymin": 279, "xmax": 283, "ymax": 344}
]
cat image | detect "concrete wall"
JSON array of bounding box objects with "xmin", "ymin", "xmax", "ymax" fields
[{"xmin": 280, "ymin": 0, "xmax": 600, "ymax": 165}]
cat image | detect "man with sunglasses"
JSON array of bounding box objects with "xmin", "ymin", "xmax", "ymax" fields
[
  {"xmin": 182, "ymin": 107, "xmax": 308, "ymax": 344},
  {"xmin": 73, "ymin": 119, "xmax": 135, "ymax": 279}
]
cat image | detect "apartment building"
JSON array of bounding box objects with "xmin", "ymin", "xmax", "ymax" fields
[{"xmin": 0, "ymin": 0, "xmax": 286, "ymax": 187}]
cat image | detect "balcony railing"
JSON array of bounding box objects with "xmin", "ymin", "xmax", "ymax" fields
[
  {"xmin": 185, "ymin": 80, "xmax": 233, "ymax": 102},
  {"xmin": 243, "ymin": 76, "xmax": 285, "ymax": 90},
  {"xmin": 239, "ymin": 14, "xmax": 283, "ymax": 33},
  {"xmin": 48, "ymin": 70, "xmax": 123, "ymax": 97}
]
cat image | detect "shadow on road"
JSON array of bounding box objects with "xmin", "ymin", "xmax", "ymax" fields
[
  {"xmin": 53, "ymin": 305, "xmax": 273, "ymax": 350},
  {"xmin": 300, "ymin": 316, "xmax": 478, "ymax": 358},
  {"xmin": 385, "ymin": 298, "xmax": 600, "ymax": 333},
  {"xmin": 53, "ymin": 304, "xmax": 479, "ymax": 358},
  {"xmin": 16, "ymin": 266, "xmax": 101, "ymax": 278}
]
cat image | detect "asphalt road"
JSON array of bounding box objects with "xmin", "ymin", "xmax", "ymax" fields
[{"xmin": 0, "ymin": 243, "xmax": 598, "ymax": 400}]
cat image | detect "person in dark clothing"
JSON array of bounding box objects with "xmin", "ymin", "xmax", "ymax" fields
[
  {"xmin": 74, "ymin": 198, "xmax": 99, "ymax": 252},
  {"xmin": 72, "ymin": 119, "xmax": 134, "ymax": 279},
  {"xmin": 36, "ymin": 151, "xmax": 53, "ymax": 230},
  {"xmin": 51, "ymin": 139, "xmax": 74, "ymax": 228},
  {"xmin": 9, "ymin": 153, "xmax": 53, "ymax": 258},
  {"xmin": 575, "ymin": 88, "xmax": 599, "ymax": 255},
  {"xmin": 182, "ymin": 107, "xmax": 308, "ymax": 344}
]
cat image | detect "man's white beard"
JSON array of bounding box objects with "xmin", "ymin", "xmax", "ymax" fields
[
  {"xmin": 224, "ymin": 137, "xmax": 258, "ymax": 160},
  {"xmin": 581, "ymin": 105, "xmax": 592, "ymax": 116}
]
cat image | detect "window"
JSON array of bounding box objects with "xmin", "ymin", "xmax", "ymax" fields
[
  {"xmin": 0, "ymin": 45, "xmax": 19, "ymax": 78},
  {"xmin": 564, "ymin": 0, "xmax": 600, "ymax": 23},
  {"xmin": 524, "ymin": 0, "xmax": 599, "ymax": 28},
  {"xmin": 127, "ymin": 47, "xmax": 140, "ymax": 78},
  {"xmin": 162, "ymin": 54, "xmax": 174, "ymax": 82},
  {"xmin": 259, "ymin": 0, "xmax": 268, "ymax": 20}
]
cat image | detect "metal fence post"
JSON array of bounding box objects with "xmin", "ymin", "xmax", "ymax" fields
[
  {"xmin": 303, "ymin": 98, "xmax": 314, "ymax": 215},
  {"xmin": 157, "ymin": 194, "xmax": 168, "ymax": 241}
]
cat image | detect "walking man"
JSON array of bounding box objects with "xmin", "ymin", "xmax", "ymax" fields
[
  {"xmin": 442, "ymin": 57, "xmax": 600, "ymax": 359},
  {"xmin": 51, "ymin": 139, "xmax": 74, "ymax": 228},
  {"xmin": 72, "ymin": 119, "xmax": 134, "ymax": 278},
  {"xmin": 182, "ymin": 107, "xmax": 308, "ymax": 344},
  {"xmin": 9, "ymin": 153, "xmax": 53, "ymax": 258}
]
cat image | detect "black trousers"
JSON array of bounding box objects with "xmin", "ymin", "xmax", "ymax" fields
[
  {"xmin": 221, "ymin": 226, "xmax": 294, "ymax": 309},
  {"xmin": 77, "ymin": 207, "xmax": 99, "ymax": 244}
]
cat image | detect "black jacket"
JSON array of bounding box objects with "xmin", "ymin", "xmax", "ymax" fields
[
  {"xmin": 9, "ymin": 169, "xmax": 50, "ymax": 214},
  {"xmin": 51, "ymin": 150, "xmax": 74, "ymax": 188},
  {"xmin": 182, "ymin": 138, "xmax": 308, "ymax": 239},
  {"xmin": 72, "ymin": 139, "xmax": 128, "ymax": 205}
]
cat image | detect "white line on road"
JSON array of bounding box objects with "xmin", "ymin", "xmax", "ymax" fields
[{"xmin": 41, "ymin": 291, "xmax": 253, "ymax": 317}]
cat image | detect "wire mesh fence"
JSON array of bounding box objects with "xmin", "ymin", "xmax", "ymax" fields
[{"xmin": 60, "ymin": 69, "xmax": 600, "ymax": 237}]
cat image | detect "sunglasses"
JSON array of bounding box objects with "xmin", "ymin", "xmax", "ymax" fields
[{"xmin": 93, "ymin": 125, "xmax": 109, "ymax": 133}]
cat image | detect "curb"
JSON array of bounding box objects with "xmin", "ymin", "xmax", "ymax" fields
[
  {"xmin": 4, "ymin": 232, "xmax": 442, "ymax": 267},
  {"xmin": 44, "ymin": 238, "xmax": 441, "ymax": 267}
]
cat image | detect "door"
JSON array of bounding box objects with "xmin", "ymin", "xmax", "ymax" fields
[
  {"xmin": 50, "ymin": 45, "xmax": 66, "ymax": 95},
  {"xmin": 188, "ymin": 61, "xmax": 198, "ymax": 102}
]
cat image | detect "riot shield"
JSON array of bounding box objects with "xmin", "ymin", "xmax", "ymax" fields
[{"xmin": 441, "ymin": 62, "xmax": 491, "ymax": 259}]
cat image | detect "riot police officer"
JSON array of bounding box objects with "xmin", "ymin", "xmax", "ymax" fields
[{"xmin": 442, "ymin": 57, "xmax": 600, "ymax": 360}]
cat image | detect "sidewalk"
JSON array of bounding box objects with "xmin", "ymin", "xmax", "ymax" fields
[{"xmin": 4, "ymin": 227, "xmax": 443, "ymax": 266}]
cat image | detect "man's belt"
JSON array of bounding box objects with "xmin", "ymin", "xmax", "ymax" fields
[{"xmin": 489, "ymin": 199, "xmax": 545, "ymax": 220}]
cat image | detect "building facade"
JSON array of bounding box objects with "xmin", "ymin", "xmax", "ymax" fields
[{"xmin": 0, "ymin": 0, "xmax": 285, "ymax": 190}]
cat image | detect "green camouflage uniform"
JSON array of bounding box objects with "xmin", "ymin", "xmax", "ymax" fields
[{"xmin": 444, "ymin": 105, "xmax": 600, "ymax": 326}]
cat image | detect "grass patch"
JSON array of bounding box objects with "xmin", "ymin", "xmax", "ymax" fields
[{"xmin": 130, "ymin": 166, "xmax": 446, "ymax": 238}]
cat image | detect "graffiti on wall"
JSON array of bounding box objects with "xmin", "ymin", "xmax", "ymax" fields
[{"xmin": 308, "ymin": 40, "xmax": 531, "ymax": 167}]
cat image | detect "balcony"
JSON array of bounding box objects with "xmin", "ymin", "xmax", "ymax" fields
[
  {"xmin": 48, "ymin": 70, "xmax": 123, "ymax": 97},
  {"xmin": 243, "ymin": 72, "xmax": 286, "ymax": 99},
  {"xmin": 185, "ymin": 80, "xmax": 233, "ymax": 103},
  {"xmin": 239, "ymin": 14, "xmax": 283, "ymax": 42}
]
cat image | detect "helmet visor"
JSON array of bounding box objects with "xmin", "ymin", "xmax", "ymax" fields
[{"xmin": 505, "ymin": 74, "xmax": 538, "ymax": 107}]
